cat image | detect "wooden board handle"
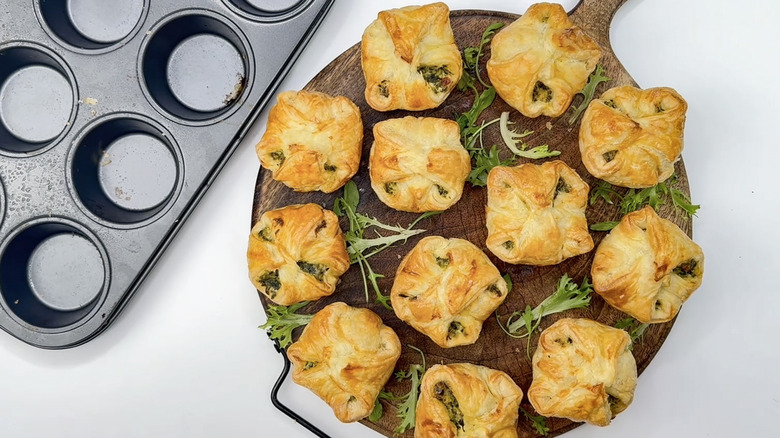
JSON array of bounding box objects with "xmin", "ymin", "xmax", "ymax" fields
[{"xmin": 569, "ymin": 0, "xmax": 628, "ymax": 49}]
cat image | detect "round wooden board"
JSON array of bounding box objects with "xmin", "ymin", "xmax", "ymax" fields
[{"xmin": 252, "ymin": 1, "xmax": 693, "ymax": 437}]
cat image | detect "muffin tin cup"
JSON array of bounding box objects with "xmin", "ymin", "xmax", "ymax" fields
[
  {"xmin": 0, "ymin": 218, "xmax": 109, "ymax": 332},
  {"xmin": 67, "ymin": 113, "xmax": 184, "ymax": 229},
  {"xmin": 223, "ymin": 0, "xmax": 312, "ymax": 22},
  {"xmin": 139, "ymin": 9, "xmax": 254, "ymax": 126},
  {"xmin": 34, "ymin": 0, "xmax": 149, "ymax": 54},
  {"xmin": 0, "ymin": 42, "xmax": 78, "ymax": 157}
]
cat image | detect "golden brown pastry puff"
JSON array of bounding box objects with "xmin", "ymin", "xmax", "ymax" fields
[
  {"xmin": 486, "ymin": 2, "xmax": 602, "ymax": 118},
  {"xmin": 369, "ymin": 116, "xmax": 470, "ymax": 212},
  {"xmin": 485, "ymin": 160, "xmax": 594, "ymax": 265},
  {"xmin": 579, "ymin": 86, "xmax": 688, "ymax": 188},
  {"xmin": 361, "ymin": 2, "xmax": 462, "ymax": 111},
  {"xmin": 247, "ymin": 203, "xmax": 349, "ymax": 305},
  {"xmin": 391, "ymin": 236, "xmax": 510, "ymax": 348},
  {"xmin": 528, "ymin": 318, "xmax": 637, "ymax": 427},
  {"xmin": 287, "ymin": 302, "xmax": 402, "ymax": 423},
  {"xmin": 591, "ymin": 206, "xmax": 704, "ymax": 323},
  {"xmin": 415, "ymin": 363, "xmax": 523, "ymax": 438},
  {"xmin": 255, "ymin": 90, "xmax": 363, "ymax": 193}
]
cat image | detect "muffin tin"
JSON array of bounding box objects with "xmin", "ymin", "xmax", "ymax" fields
[{"xmin": 0, "ymin": 0, "xmax": 333, "ymax": 348}]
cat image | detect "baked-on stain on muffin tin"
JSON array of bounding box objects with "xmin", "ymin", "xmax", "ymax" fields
[{"xmin": 0, "ymin": 0, "xmax": 334, "ymax": 348}]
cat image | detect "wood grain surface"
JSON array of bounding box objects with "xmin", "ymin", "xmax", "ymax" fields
[{"xmin": 253, "ymin": 1, "xmax": 693, "ymax": 436}]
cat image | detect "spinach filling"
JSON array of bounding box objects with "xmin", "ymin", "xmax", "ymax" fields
[
  {"xmin": 378, "ymin": 80, "xmax": 389, "ymax": 97},
  {"xmin": 435, "ymin": 255, "xmax": 451, "ymax": 268},
  {"xmin": 486, "ymin": 283, "xmax": 503, "ymax": 297},
  {"xmin": 303, "ymin": 361, "xmax": 318, "ymax": 370},
  {"xmin": 447, "ymin": 321, "xmax": 465, "ymax": 340},
  {"xmin": 433, "ymin": 382, "xmax": 465, "ymax": 431},
  {"xmin": 258, "ymin": 227, "xmax": 273, "ymax": 242},
  {"xmin": 555, "ymin": 177, "xmax": 571, "ymax": 200},
  {"xmin": 297, "ymin": 261, "xmax": 329, "ymax": 282},
  {"xmin": 435, "ymin": 184, "xmax": 449, "ymax": 197},
  {"xmin": 269, "ymin": 150, "xmax": 285, "ymax": 165},
  {"xmin": 602, "ymin": 150, "xmax": 618, "ymax": 163},
  {"xmin": 258, "ymin": 270, "xmax": 281, "ymax": 298},
  {"xmin": 532, "ymin": 81, "xmax": 553, "ymax": 103},
  {"xmin": 673, "ymin": 259, "xmax": 698, "ymax": 277},
  {"xmin": 417, "ymin": 65, "xmax": 452, "ymax": 93},
  {"xmin": 384, "ymin": 182, "xmax": 397, "ymax": 194}
]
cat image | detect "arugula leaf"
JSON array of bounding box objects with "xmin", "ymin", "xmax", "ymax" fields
[
  {"xmin": 568, "ymin": 64, "xmax": 610, "ymax": 125},
  {"xmin": 258, "ymin": 302, "xmax": 313, "ymax": 348},
  {"xmin": 590, "ymin": 180, "xmax": 620, "ymax": 206},
  {"xmin": 463, "ymin": 22, "xmax": 504, "ymax": 87},
  {"xmin": 520, "ymin": 406, "xmax": 550, "ymax": 436},
  {"xmin": 334, "ymin": 181, "xmax": 436, "ymax": 308},
  {"xmin": 457, "ymin": 69, "xmax": 476, "ymax": 94},
  {"xmin": 466, "ymin": 144, "xmax": 515, "ymax": 187},
  {"xmin": 614, "ymin": 317, "xmax": 650, "ymax": 350},
  {"xmin": 590, "ymin": 221, "xmax": 619, "ymax": 231},
  {"xmin": 457, "ymin": 86, "xmax": 497, "ymax": 145},
  {"xmin": 498, "ymin": 112, "xmax": 561, "ymax": 159},
  {"xmin": 590, "ymin": 176, "xmax": 700, "ymax": 223},
  {"xmin": 503, "ymin": 273, "xmax": 513, "ymax": 292},
  {"xmin": 383, "ymin": 345, "xmax": 426, "ymax": 435},
  {"xmin": 369, "ymin": 389, "xmax": 396, "ymax": 422},
  {"xmin": 498, "ymin": 275, "xmax": 593, "ymax": 356},
  {"xmin": 514, "ymin": 145, "xmax": 562, "ymax": 160},
  {"xmin": 369, "ymin": 398, "xmax": 383, "ymax": 422},
  {"xmin": 669, "ymin": 186, "xmax": 700, "ymax": 216}
]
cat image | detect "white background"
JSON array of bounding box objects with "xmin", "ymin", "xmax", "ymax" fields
[{"xmin": 1, "ymin": 0, "xmax": 779, "ymax": 437}]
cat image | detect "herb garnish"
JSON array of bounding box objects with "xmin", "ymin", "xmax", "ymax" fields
[
  {"xmin": 498, "ymin": 274, "xmax": 593, "ymax": 356},
  {"xmin": 568, "ymin": 64, "xmax": 610, "ymax": 125},
  {"xmin": 369, "ymin": 345, "xmax": 427, "ymax": 434},
  {"xmin": 258, "ymin": 301, "xmax": 313, "ymax": 348},
  {"xmin": 520, "ymin": 406, "xmax": 550, "ymax": 436},
  {"xmin": 333, "ymin": 181, "xmax": 438, "ymax": 309},
  {"xmin": 614, "ymin": 317, "xmax": 650, "ymax": 350},
  {"xmin": 462, "ymin": 22, "xmax": 504, "ymax": 88},
  {"xmin": 589, "ymin": 175, "xmax": 700, "ymax": 231},
  {"xmin": 499, "ymin": 112, "xmax": 561, "ymax": 159}
]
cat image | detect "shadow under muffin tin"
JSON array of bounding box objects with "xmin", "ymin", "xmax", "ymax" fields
[{"xmin": 0, "ymin": 0, "xmax": 333, "ymax": 348}]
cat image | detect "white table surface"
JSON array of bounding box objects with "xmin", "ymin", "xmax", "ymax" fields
[{"xmin": 2, "ymin": 0, "xmax": 779, "ymax": 437}]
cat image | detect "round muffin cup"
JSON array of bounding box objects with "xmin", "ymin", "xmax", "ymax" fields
[
  {"xmin": 139, "ymin": 10, "xmax": 253, "ymax": 125},
  {"xmin": 68, "ymin": 114, "xmax": 183, "ymax": 228},
  {"xmin": 0, "ymin": 43, "xmax": 77, "ymax": 156},
  {"xmin": 0, "ymin": 218, "xmax": 109, "ymax": 331},
  {"xmin": 222, "ymin": 0, "xmax": 310, "ymax": 21},
  {"xmin": 35, "ymin": 0, "xmax": 148, "ymax": 53}
]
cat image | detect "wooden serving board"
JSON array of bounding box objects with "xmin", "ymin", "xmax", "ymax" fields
[{"xmin": 252, "ymin": 1, "xmax": 693, "ymax": 436}]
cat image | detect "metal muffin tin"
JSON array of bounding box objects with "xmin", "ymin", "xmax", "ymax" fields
[{"xmin": 0, "ymin": 0, "xmax": 333, "ymax": 348}]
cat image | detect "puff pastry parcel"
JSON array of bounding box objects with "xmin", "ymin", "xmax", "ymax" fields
[
  {"xmin": 370, "ymin": 116, "xmax": 470, "ymax": 212},
  {"xmin": 247, "ymin": 203, "xmax": 349, "ymax": 305},
  {"xmin": 287, "ymin": 302, "xmax": 402, "ymax": 423},
  {"xmin": 487, "ymin": 2, "xmax": 602, "ymax": 118},
  {"xmin": 391, "ymin": 236, "xmax": 510, "ymax": 348},
  {"xmin": 579, "ymin": 85, "xmax": 688, "ymax": 188},
  {"xmin": 415, "ymin": 363, "xmax": 523, "ymax": 438},
  {"xmin": 361, "ymin": 2, "xmax": 462, "ymax": 111},
  {"xmin": 486, "ymin": 161, "xmax": 594, "ymax": 265},
  {"xmin": 592, "ymin": 206, "xmax": 704, "ymax": 323},
  {"xmin": 528, "ymin": 318, "xmax": 637, "ymax": 427},
  {"xmin": 255, "ymin": 90, "xmax": 363, "ymax": 193}
]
